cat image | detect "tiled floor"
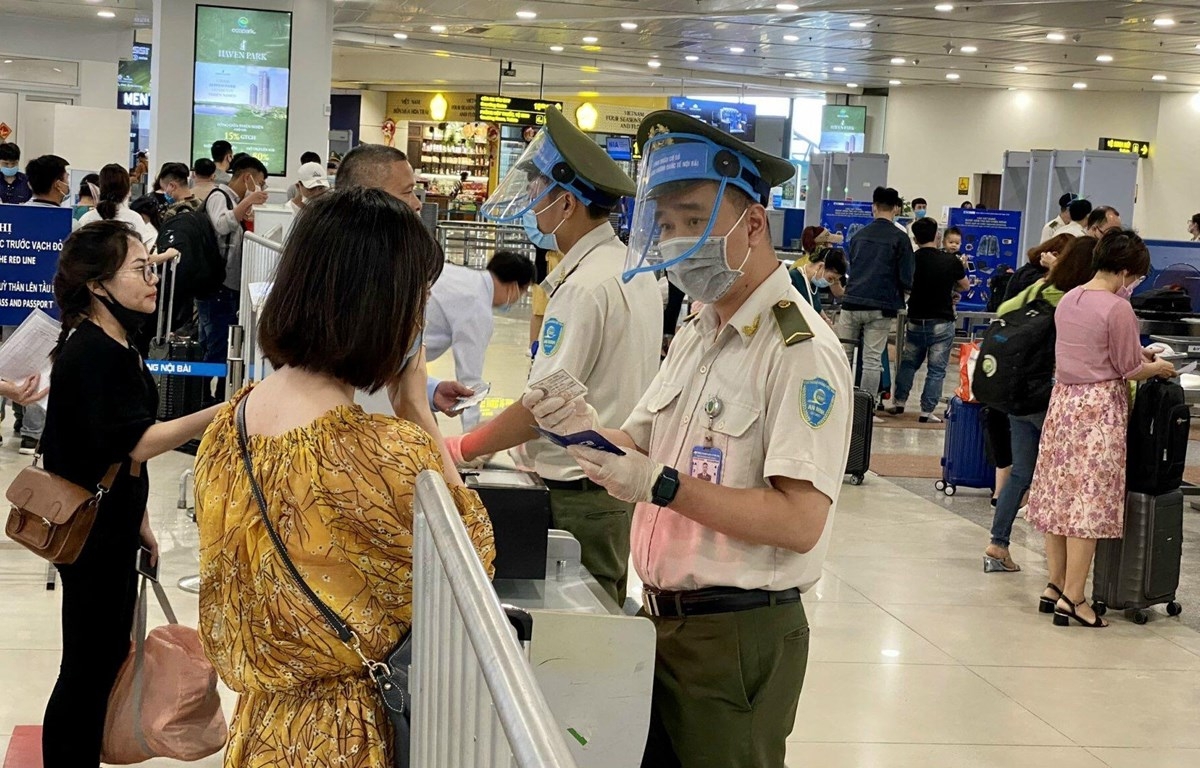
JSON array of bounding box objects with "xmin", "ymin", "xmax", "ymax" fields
[{"xmin": 2, "ymin": 314, "xmax": 1200, "ymax": 767}]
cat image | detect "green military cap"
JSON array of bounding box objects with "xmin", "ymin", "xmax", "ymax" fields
[
  {"xmin": 528, "ymin": 106, "xmax": 636, "ymax": 203},
  {"xmin": 635, "ymin": 109, "xmax": 795, "ymax": 204}
]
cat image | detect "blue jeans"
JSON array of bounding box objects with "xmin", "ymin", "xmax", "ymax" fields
[
  {"xmin": 893, "ymin": 320, "xmax": 955, "ymax": 414},
  {"xmin": 990, "ymin": 412, "xmax": 1045, "ymax": 548},
  {"xmin": 196, "ymin": 287, "xmax": 238, "ymax": 402}
]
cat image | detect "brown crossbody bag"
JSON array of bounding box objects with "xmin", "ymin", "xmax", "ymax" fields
[{"xmin": 5, "ymin": 455, "xmax": 122, "ymax": 564}]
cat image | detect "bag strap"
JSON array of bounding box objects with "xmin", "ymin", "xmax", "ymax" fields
[
  {"xmin": 129, "ymin": 575, "xmax": 174, "ymax": 756},
  {"xmin": 32, "ymin": 444, "xmax": 122, "ymax": 495}
]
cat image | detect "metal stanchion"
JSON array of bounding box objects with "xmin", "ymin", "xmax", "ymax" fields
[
  {"xmin": 177, "ymin": 467, "xmax": 200, "ymax": 594},
  {"xmin": 226, "ymin": 324, "xmax": 245, "ymax": 396}
]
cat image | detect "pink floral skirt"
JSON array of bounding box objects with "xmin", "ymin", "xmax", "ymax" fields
[{"xmin": 1027, "ymin": 380, "xmax": 1128, "ymax": 539}]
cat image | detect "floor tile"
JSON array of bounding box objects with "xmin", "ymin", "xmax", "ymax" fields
[
  {"xmin": 807, "ymin": 602, "xmax": 958, "ymax": 665},
  {"xmin": 807, "ymin": 572, "xmax": 872, "ymax": 604},
  {"xmin": 824, "ymin": 554, "xmax": 1057, "ymax": 609},
  {"xmin": 0, "ymin": 650, "xmax": 61, "ymax": 736},
  {"xmin": 786, "ymin": 744, "xmax": 1108, "ymax": 768},
  {"xmin": 1087, "ymin": 748, "xmax": 1200, "ymax": 768}
]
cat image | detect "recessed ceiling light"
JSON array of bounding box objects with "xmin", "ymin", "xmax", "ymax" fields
[
  {"xmin": 776, "ymin": 2, "xmax": 800, "ymax": 10},
  {"xmin": 549, "ymin": 45, "xmax": 564, "ymax": 52},
  {"xmin": 1153, "ymin": 74, "xmax": 1168, "ymax": 81},
  {"xmin": 832, "ymin": 65, "xmax": 847, "ymax": 72},
  {"xmin": 392, "ymin": 32, "xmax": 408, "ymax": 39},
  {"xmin": 946, "ymin": 72, "xmax": 960, "ymax": 80},
  {"xmin": 729, "ymin": 46, "xmax": 745, "ymax": 53},
  {"xmin": 621, "ymin": 22, "xmax": 638, "ymax": 30},
  {"xmin": 1096, "ymin": 54, "xmax": 1114, "ymax": 63},
  {"xmin": 2, "ymin": 60, "xmax": 11, "ymax": 64},
  {"xmin": 1073, "ymin": 81, "xmax": 1088, "ymax": 89},
  {"xmin": 97, "ymin": 10, "xmax": 116, "ymax": 17},
  {"xmin": 516, "ymin": 10, "xmax": 537, "ymax": 20},
  {"xmin": 685, "ymin": 54, "xmax": 700, "ymax": 62},
  {"xmin": 785, "ymin": 72, "xmax": 797, "ymax": 77},
  {"xmin": 889, "ymin": 79, "xmax": 902, "ymax": 85},
  {"xmin": 784, "ymin": 34, "xmax": 800, "ymax": 42},
  {"xmin": 430, "ymin": 24, "xmax": 447, "ymax": 33},
  {"xmin": 849, "ymin": 21, "xmax": 869, "ymax": 29},
  {"xmin": 647, "ymin": 59, "xmax": 661, "ymax": 68},
  {"xmin": 847, "ymin": 82, "xmax": 859, "ymax": 88},
  {"xmin": 935, "ymin": 3, "xmax": 954, "ymax": 11},
  {"xmin": 890, "ymin": 56, "xmax": 907, "ymax": 64},
  {"xmin": 960, "ymin": 45, "xmax": 978, "ymax": 53},
  {"xmin": 582, "ymin": 35, "xmax": 599, "ymax": 43},
  {"xmin": 1153, "ymin": 18, "xmax": 1176, "ymax": 28},
  {"xmin": 1013, "ymin": 65, "xmax": 1029, "ymax": 71},
  {"xmin": 1046, "ymin": 32, "xmax": 1066, "ymax": 41},
  {"xmin": 52, "ymin": 67, "xmax": 62, "ymax": 73}
]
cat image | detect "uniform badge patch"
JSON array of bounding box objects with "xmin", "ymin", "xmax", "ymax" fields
[
  {"xmin": 542, "ymin": 318, "xmax": 564, "ymax": 357},
  {"xmin": 801, "ymin": 378, "xmax": 836, "ymax": 429}
]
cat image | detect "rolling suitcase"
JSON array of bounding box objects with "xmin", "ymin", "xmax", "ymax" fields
[
  {"xmin": 1092, "ymin": 490, "xmax": 1184, "ymax": 624},
  {"xmin": 936, "ymin": 396, "xmax": 995, "ymax": 496},
  {"xmin": 844, "ymin": 387, "xmax": 874, "ymax": 485},
  {"xmin": 150, "ymin": 257, "xmax": 206, "ymax": 421}
]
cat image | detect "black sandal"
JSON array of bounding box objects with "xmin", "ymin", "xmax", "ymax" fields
[
  {"xmin": 1039, "ymin": 583, "xmax": 1063, "ymax": 614},
  {"xmin": 1053, "ymin": 597, "xmax": 1107, "ymax": 628}
]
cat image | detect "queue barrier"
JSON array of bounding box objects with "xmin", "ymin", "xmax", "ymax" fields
[
  {"xmin": 411, "ymin": 470, "xmax": 580, "ymax": 768},
  {"xmin": 437, "ymin": 221, "xmax": 536, "ymax": 269}
]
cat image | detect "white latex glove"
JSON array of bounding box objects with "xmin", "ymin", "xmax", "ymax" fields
[
  {"xmin": 522, "ymin": 389, "xmax": 598, "ymax": 435},
  {"xmin": 568, "ymin": 446, "xmax": 662, "ymax": 504}
]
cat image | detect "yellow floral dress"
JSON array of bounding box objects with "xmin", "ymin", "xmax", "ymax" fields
[{"xmin": 195, "ymin": 388, "xmax": 495, "ymax": 767}]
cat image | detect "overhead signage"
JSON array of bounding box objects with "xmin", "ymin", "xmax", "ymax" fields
[
  {"xmin": 191, "ymin": 6, "xmax": 293, "ymax": 175},
  {"xmin": 132, "ymin": 42, "xmax": 152, "ymax": 62},
  {"xmin": 668, "ymin": 97, "xmax": 757, "ymax": 141},
  {"xmin": 948, "ymin": 208, "xmax": 1023, "ymax": 310},
  {"xmin": 0, "ymin": 205, "xmax": 70, "ymax": 326},
  {"xmin": 475, "ymin": 95, "xmax": 564, "ymax": 126},
  {"xmin": 117, "ymin": 59, "xmax": 151, "ymax": 110},
  {"xmin": 1098, "ymin": 137, "xmax": 1151, "ymax": 158},
  {"xmin": 606, "ymin": 136, "xmax": 632, "ymax": 161},
  {"xmin": 819, "ymin": 105, "xmax": 866, "ymax": 153},
  {"xmin": 387, "ymin": 91, "xmax": 477, "ymax": 122}
]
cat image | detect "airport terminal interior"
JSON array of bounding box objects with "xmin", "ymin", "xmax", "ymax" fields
[{"xmin": 3, "ymin": 1, "xmax": 1200, "ymax": 767}]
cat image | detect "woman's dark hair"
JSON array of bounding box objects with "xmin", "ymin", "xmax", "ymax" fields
[
  {"xmin": 258, "ymin": 187, "xmax": 443, "ymax": 392},
  {"xmin": 1026, "ymin": 232, "xmax": 1075, "ymax": 268},
  {"xmin": 800, "ymin": 225, "xmax": 826, "ymax": 254},
  {"xmin": 95, "ymin": 163, "xmax": 131, "ymax": 220},
  {"xmin": 52, "ymin": 220, "xmax": 138, "ymax": 358},
  {"xmin": 1093, "ymin": 229, "xmax": 1151, "ymax": 277},
  {"xmin": 77, "ymin": 173, "xmax": 99, "ymax": 201},
  {"xmin": 1190, "ymin": 213, "xmax": 1200, "ymax": 229},
  {"xmin": 1047, "ymin": 236, "xmax": 1097, "ymax": 293},
  {"xmin": 822, "ymin": 248, "xmax": 848, "ymax": 276},
  {"xmin": 959, "ymin": 201, "xmax": 973, "ymax": 209},
  {"xmin": 129, "ymin": 195, "xmax": 162, "ymax": 232}
]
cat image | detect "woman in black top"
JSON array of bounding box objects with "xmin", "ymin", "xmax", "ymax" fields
[{"xmin": 39, "ymin": 220, "xmax": 221, "ymax": 768}]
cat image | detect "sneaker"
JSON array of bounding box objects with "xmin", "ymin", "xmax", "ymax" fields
[
  {"xmin": 886, "ymin": 405, "xmax": 906, "ymax": 416},
  {"xmin": 19, "ymin": 436, "xmax": 37, "ymax": 456},
  {"xmin": 919, "ymin": 413, "xmax": 944, "ymax": 424},
  {"xmin": 872, "ymin": 416, "xmax": 885, "ymax": 424}
]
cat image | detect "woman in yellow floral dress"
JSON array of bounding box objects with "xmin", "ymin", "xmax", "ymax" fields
[{"xmin": 195, "ymin": 188, "xmax": 494, "ymax": 767}]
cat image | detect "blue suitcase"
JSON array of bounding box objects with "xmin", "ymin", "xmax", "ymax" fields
[{"xmin": 936, "ymin": 396, "xmax": 995, "ymax": 496}]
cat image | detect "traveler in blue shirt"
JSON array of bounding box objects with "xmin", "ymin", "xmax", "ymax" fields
[{"xmin": 0, "ymin": 142, "xmax": 33, "ymax": 204}]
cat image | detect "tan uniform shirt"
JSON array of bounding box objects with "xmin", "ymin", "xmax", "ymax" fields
[
  {"xmin": 527, "ymin": 223, "xmax": 661, "ymax": 481},
  {"xmin": 624, "ymin": 265, "xmax": 853, "ymax": 592}
]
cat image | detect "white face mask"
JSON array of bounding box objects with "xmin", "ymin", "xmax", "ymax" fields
[{"xmin": 662, "ymin": 209, "xmax": 751, "ymax": 304}]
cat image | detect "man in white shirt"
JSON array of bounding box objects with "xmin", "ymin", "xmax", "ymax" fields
[
  {"xmin": 285, "ymin": 161, "xmax": 330, "ymax": 215},
  {"xmin": 425, "ymin": 251, "xmax": 535, "ymax": 428},
  {"xmin": 1040, "ymin": 192, "xmax": 1077, "ymax": 244}
]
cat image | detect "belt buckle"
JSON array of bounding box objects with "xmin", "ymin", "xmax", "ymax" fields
[{"xmin": 642, "ymin": 588, "xmax": 660, "ymax": 617}]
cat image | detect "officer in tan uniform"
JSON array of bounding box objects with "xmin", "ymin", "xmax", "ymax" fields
[{"xmin": 524, "ymin": 111, "xmax": 854, "ymax": 767}]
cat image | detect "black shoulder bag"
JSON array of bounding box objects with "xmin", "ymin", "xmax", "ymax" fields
[{"xmin": 235, "ymin": 399, "xmax": 412, "ymax": 768}]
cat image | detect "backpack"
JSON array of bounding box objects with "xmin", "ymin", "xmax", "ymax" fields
[
  {"xmin": 157, "ymin": 204, "xmax": 224, "ymax": 302},
  {"xmin": 986, "ymin": 270, "xmax": 1014, "ymax": 313},
  {"xmin": 971, "ymin": 283, "xmax": 1057, "ymax": 415},
  {"xmin": 1126, "ymin": 378, "xmax": 1190, "ymax": 495}
]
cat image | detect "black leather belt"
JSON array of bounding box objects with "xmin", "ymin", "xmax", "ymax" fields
[
  {"xmin": 542, "ymin": 477, "xmax": 602, "ymax": 492},
  {"xmin": 642, "ymin": 586, "xmax": 802, "ymax": 618}
]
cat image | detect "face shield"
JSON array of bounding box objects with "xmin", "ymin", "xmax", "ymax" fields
[
  {"xmin": 480, "ymin": 129, "xmax": 566, "ymax": 223},
  {"xmin": 622, "ymin": 133, "xmax": 768, "ymax": 283}
]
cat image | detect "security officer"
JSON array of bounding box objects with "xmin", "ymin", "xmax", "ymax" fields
[
  {"xmin": 524, "ymin": 111, "xmax": 853, "ymax": 767},
  {"xmin": 444, "ymin": 106, "xmax": 661, "ymax": 606}
]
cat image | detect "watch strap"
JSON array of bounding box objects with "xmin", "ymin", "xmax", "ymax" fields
[{"xmin": 651, "ymin": 465, "xmax": 681, "ymax": 506}]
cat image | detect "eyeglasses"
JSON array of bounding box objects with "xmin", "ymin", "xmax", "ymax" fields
[{"xmin": 117, "ymin": 262, "xmax": 156, "ymax": 284}]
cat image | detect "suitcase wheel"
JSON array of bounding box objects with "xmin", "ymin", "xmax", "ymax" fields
[
  {"xmin": 941, "ymin": 483, "xmax": 957, "ymax": 497},
  {"xmin": 849, "ymin": 474, "xmax": 864, "ymax": 486},
  {"xmin": 1094, "ymin": 602, "xmax": 1107, "ymax": 617},
  {"xmin": 935, "ymin": 480, "xmax": 946, "ymax": 492},
  {"xmin": 1167, "ymin": 601, "xmax": 1183, "ymax": 617},
  {"xmin": 1132, "ymin": 610, "xmax": 1149, "ymax": 625}
]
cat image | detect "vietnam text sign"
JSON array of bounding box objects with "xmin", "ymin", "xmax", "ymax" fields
[
  {"xmin": 476, "ymin": 95, "xmax": 564, "ymax": 126},
  {"xmin": 0, "ymin": 205, "xmax": 70, "ymax": 326},
  {"xmin": 1098, "ymin": 137, "xmax": 1151, "ymax": 158}
]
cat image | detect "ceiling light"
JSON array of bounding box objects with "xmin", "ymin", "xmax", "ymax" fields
[
  {"xmin": 516, "ymin": 10, "xmax": 537, "ymax": 20},
  {"xmin": 2, "ymin": 60, "xmax": 11, "ymax": 64},
  {"xmin": 52, "ymin": 67, "xmax": 62, "ymax": 73},
  {"xmin": 685, "ymin": 54, "xmax": 700, "ymax": 62},
  {"xmin": 1014, "ymin": 65, "xmax": 1029, "ymax": 71},
  {"xmin": 1096, "ymin": 54, "xmax": 1113, "ymax": 63},
  {"xmin": 97, "ymin": 10, "xmax": 116, "ymax": 17},
  {"xmin": 621, "ymin": 22, "xmax": 638, "ymax": 30},
  {"xmin": 889, "ymin": 79, "xmax": 902, "ymax": 85},
  {"xmin": 647, "ymin": 60, "xmax": 661, "ymax": 68},
  {"xmin": 849, "ymin": 21, "xmax": 869, "ymax": 29},
  {"xmin": 1152, "ymin": 74, "xmax": 1167, "ymax": 81},
  {"xmin": 847, "ymin": 82, "xmax": 859, "ymax": 88},
  {"xmin": 430, "ymin": 24, "xmax": 447, "ymax": 33},
  {"xmin": 961, "ymin": 45, "xmax": 978, "ymax": 53},
  {"xmin": 784, "ymin": 34, "xmax": 800, "ymax": 42},
  {"xmin": 1153, "ymin": 18, "xmax": 1176, "ymax": 28},
  {"xmin": 729, "ymin": 46, "xmax": 745, "ymax": 53},
  {"xmin": 392, "ymin": 32, "xmax": 408, "ymax": 39},
  {"xmin": 1073, "ymin": 81, "xmax": 1088, "ymax": 89},
  {"xmin": 934, "ymin": 3, "xmax": 954, "ymax": 11},
  {"xmin": 945, "ymin": 72, "xmax": 960, "ymax": 80},
  {"xmin": 891, "ymin": 57, "xmax": 906, "ymax": 64},
  {"xmin": 582, "ymin": 35, "xmax": 599, "ymax": 43},
  {"xmin": 1046, "ymin": 32, "xmax": 1066, "ymax": 41},
  {"xmin": 785, "ymin": 72, "xmax": 797, "ymax": 77},
  {"xmin": 776, "ymin": 3, "xmax": 800, "ymax": 10},
  {"xmin": 549, "ymin": 45, "xmax": 564, "ymax": 52}
]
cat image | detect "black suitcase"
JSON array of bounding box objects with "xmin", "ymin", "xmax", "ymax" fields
[
  {"xmin": 150, "ymin": 257, "xmax": 207, "ymax": 421},
  {"xmin": 844, "ymin": 387, "xmax": 874, "ymax": 485},
  {"xmin": 1092, "ymin": 490, "xmax": 1184, "ymax": 624}
]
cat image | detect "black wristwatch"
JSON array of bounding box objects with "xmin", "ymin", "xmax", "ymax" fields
[{"xmin": 651, "ymin": 466, "xmax": 681, "ymax": 507}]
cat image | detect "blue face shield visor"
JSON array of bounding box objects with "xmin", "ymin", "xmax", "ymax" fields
[{"xmin": 481, "ymin": 128, "xmax": 620, "ymax": 223}]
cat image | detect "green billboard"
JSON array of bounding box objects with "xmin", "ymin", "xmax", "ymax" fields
[{"xmin": 191, "ymin": 6, "xmax": 292, "ymax": 174}]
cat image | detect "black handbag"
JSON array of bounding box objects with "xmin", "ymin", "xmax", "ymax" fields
[{"xmin": 235, "ymin": 399, "xmax": 412, "ymax": 768}]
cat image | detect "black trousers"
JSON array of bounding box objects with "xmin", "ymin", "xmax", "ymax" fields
[{"xmin": 42, "ymin": 531, "xmax": 140, "ymax": 767}]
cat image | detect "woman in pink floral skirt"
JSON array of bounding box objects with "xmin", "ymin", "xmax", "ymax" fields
[{"xmin": 1027, "ymin": 230, "xmax": 1177, "ymax": 628}]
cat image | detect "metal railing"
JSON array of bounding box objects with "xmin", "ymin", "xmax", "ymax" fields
[
  {"xmin": 411, "ymin": 471, "xmax": 580, "ymax": 768},
  {"xmin": 231, "ymin": 232, "xmax": 286, "ymax": 390},
  {"xmin": 437, "ymin": 221, "xmax": 536, "ymax": 269}
]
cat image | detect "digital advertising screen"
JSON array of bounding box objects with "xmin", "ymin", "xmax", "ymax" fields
[
  {"xmin": 819, "ymin": 105, "xmax": 867, "ymax": 153},
  {"xmin": 191, "ymin": 6, "xmax": 292, "ymax": 175},
  {"xmin": 668, "ymin": 97, "xmax": 757, "ymax": 141}
]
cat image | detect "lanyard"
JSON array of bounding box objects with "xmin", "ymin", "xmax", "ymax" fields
[{"xmin": 546, "ymin": 234, "xmax": 617, "ymax": 299}]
